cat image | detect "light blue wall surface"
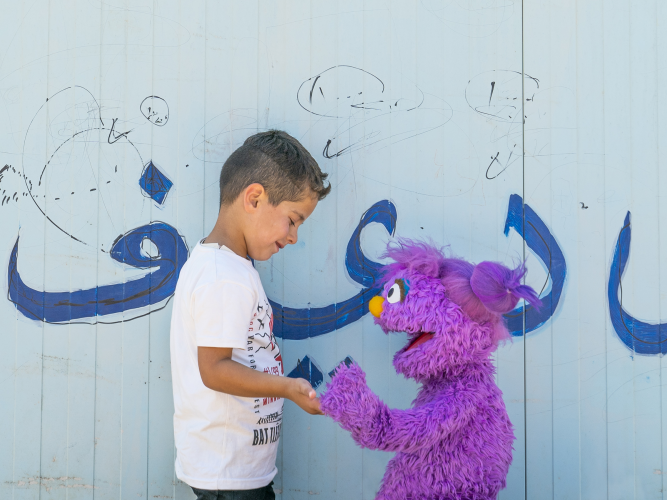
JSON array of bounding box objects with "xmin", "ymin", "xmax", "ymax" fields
[{"xmin": 0, "ymin": 0, "xmax": 664, "ymax": 498}]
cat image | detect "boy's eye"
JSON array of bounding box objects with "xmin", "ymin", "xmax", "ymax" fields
[
  {"xmin": 289, "ymin": 218, "xmax": 295, "ymax": 226},
  {"xmin": 386, "ymin": 279, "xmax": 408, "ymax": 304}
]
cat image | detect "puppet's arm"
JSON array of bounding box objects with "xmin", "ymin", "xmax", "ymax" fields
[{"xmin": 320, "ymin": 363, "xmax": 475, "ymax": 453}]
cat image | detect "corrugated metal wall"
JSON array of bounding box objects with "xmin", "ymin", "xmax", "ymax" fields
[{"xmin": 0, "ymin": 1, "xmax": 665, "ymax": 498}]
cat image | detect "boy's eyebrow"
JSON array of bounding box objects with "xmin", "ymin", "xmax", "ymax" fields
[{"xmin": 292, "ymin": 210, "xmax": 306, "ymax": 222}]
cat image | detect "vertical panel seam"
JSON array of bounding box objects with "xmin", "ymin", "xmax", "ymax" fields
[
  {"xmin": 146, "ymin": 0, "xmax": 157, "ymax": 498},
  {"xmin": 656, "ymin": 0, "xmax": 663, "ymax": 497},
  {"xmin": 93, "ymin": 1, "xmax": 104, "ymax": 497},
  {"xmin": 38, "ymin": 0, "xmax": 53, "ymax": 497},
  {"xmin": 521, "ymin": 1, "xmax": 527, "ymax": 499},
  {"xmin": 602, "ymin": 1, "xmax": 608, "ymax": 497}
]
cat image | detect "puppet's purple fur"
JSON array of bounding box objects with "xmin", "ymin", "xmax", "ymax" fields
[{"xmin": 320, "ymin": 239, "xmax": 541, "ymax": 500}]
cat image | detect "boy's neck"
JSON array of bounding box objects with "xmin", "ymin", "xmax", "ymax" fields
[{"xmin": 204, "ymin": 205, "xmax": 249, "ymax": 259}]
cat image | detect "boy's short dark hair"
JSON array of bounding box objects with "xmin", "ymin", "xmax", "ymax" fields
[{"xmin": 219, "ymin": 130, "xmax": 331, "ymax": 206}]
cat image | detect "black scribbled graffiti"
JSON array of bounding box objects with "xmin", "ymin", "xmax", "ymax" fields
[
  {"xmin": 107, "ymin": 117, "xmax": 133, "ymax": 144},
  {"xmin": 140, "ymin": 96, "xmax": 169, "ymax": 126},
  {"xmin": 296, "ymin": 65, "xmax": 452, "ymax": 160},
  {"xmin": 466, "ymin": 70, "xmax": 539, "ymax": 123},
  {"xmin": 0, "ymin": 164, "xmax": 33, "ymax": 207},
  {"xmin": 7, "ymin": 85, "xmax": 189, "ymax": 325},
  {"xmin": 190, "ymin": 109, "xmax": 260, "ymax": 164},
  {"xmin": 466, "ymin": 69, "xmax": 575, "ymax": 181},
  {"xmin": 21, "ymin": 86, "xmax": 143, "ymax": 246}
]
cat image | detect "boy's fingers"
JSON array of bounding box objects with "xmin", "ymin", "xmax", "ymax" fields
[
  {"xmin": 290, "ymin": 379, "xmax": 323, "ymax": 413},
  {"xmin": 298, "ymin": 379, "xmax": 315, "ymax": 395},
  {"xmin": 302, "ymin": 384, "xmax": 316, "ymax": 399},
  {"xmin": 309, "ymin": 397, "xmax": 323, "ymax": 415}
]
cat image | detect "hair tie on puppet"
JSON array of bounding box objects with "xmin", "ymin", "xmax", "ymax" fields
[{"xmin": 470, "ymin": 261, "xmax": 542, "ymax": 314}]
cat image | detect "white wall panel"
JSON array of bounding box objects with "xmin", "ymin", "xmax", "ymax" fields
[
  {"xmin": 524, "ymin": 0, "xmax": 667, "ymax": 499},
  {"xmin": 4, "ymin": 1, "xmax": 663, "ymax": 499}
]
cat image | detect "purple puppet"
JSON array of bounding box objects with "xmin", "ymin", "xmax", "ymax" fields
[{"xmin": 320, "ymin": 240, "xmax": 541, "ymax": 500}]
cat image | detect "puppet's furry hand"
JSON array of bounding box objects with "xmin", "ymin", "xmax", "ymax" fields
[{"xmin": 320, "ymin": 362, "xmax": 381, "ymax": 436}]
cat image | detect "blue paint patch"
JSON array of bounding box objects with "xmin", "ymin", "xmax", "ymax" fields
[
  {"xmin": 8, "ymin": 221, "xmax": 188, "ymax": 323},
  {"xmin": 503, "ymin": 194, "xmax": 566, "ymax": 337},
  {"xmin": 608, "ymin": 212, "xmax": 667, "ymax": 355},
  {"xmin": 328, "ymin": 356, "xmax": 355, "ymax": 378},
  {"xmin": 286, "ymin": 355, "xmax": 324, "ymax": 389},
  {"xmin": 270, "ymin": 200, "xmax": 397, "ymax": 340},
  {"xmin": 139, "ymin": 161, "xmax": 173, "ymax": 205}
]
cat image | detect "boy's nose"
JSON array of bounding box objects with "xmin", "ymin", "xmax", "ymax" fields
[
  {"xmin": 369, "ymin": 295, "xmax": 384, "ymax": 318},
  {"xmin": 287, "ymin": 225, "xmax": 299, "ymax": 245}
]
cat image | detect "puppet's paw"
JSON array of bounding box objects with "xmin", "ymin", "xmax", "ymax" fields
[
  {"xmin": 328, "ymin": 361, "xmax": 367, "ymax": 391},
  {"xmin": 321, "ymin": 362, "xmax": 369, "ymax": 421},
  {"xmin": 330, "ymin": 359, "xmax": 365, "ymax": 382}
]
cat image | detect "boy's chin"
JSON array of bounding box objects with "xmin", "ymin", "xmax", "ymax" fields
[{"xmin": 247, "ymin": 247, "xmax": 276, "ymax": 262}]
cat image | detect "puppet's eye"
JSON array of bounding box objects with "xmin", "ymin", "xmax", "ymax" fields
[
  {"xmin": 386, "ymin": 279, "xmax": 408, "ymax": 304},
  {"xmin": 386, "ymin": 283, "xmax": 401, "ymax": 303}
]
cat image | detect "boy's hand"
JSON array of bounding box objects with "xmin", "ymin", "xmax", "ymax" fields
[
  {"xmin": 198, "ymin": 347, "xmax": 322, "ymax": 415},
  {"xmin": 288, "ymin": 378, "xmax": 323, "ymax": 415}
]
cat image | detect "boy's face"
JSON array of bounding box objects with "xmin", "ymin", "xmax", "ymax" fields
[{"xmin": 245, "ymin": 190, "xmax": 318, "ymax": 261}]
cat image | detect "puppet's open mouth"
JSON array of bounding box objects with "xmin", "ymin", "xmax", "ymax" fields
[{"xmin": 406, "ymin": 332, "xmax": 434, "ymax": 351}]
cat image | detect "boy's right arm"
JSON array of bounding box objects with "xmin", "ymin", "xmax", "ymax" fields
[{"xmin": 198, "ymin": 346, "xmax": 323, "ymax": 415}]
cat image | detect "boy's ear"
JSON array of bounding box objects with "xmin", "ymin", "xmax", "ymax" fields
[{"xmin": 243, "ymin": 183, "xmax": 266, "ymax": 212}]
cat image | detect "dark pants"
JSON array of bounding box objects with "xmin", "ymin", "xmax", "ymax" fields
[{"xmin": 191, "ymin": 482, "xmax": 275, "ymax": 500}]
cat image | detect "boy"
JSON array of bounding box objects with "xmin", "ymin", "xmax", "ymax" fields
[{"xmin": 170, "ymin": 130, "xmax": 331, "ymax": 500}]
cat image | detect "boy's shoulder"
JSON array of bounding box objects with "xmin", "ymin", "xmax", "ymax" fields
[{"xmin": 180, "ymin": 243, "xmax": 259, "ymax": 292}]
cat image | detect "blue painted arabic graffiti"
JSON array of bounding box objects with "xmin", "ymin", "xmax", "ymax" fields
[
  {"xmin": 270, "ymin": 200, "xmax": 397, "ymax": 340},
  {"xmin": 286, "ymin": 355, "xmax": 356, "ymax": 388},
  {"xmin": 608, "ymin": 212, "xmax": 667, "ymax": 355},
  {"xmin": 270, "ymin": 195, "xmax": 563, "ymax": 340},
  {"xmin": 8, "ymin": 221, "xmax": 188, "ymax": 324},
  {"xmin": 503, "ymin": 194, "xmax": 567, "ymax": 337},
  {"xmin": 286, "ymin": 355, "xmax": 324, "ymax": 389},
  {"xmin": 328, "ymin": 356, "xmax": 355, "ymax": 378},
  {"xmin": 139, "ymin": 160, "xmax": 173, "ymax": 205}
]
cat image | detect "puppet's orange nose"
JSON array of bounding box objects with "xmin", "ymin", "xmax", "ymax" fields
[{"xmin": 369, "ymin": 296, "xmax": 385, "ymax": 318}]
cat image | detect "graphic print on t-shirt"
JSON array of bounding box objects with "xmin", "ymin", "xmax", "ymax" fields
[
  {"xmin": 253, "ymin": 409, "xmax": 283, "ymax": 446},
  {"xmin": 246, "ymin": 296, "xmax": 284, "ymax": 446},
  {"xmin": 243, "ymin": 296, "xmax": 284, "ymax": 447}
]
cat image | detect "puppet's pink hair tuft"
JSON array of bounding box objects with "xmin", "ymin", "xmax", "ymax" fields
[{"xmin": 383, "ymin": 239, "xmax": 541, "ymax": 345}]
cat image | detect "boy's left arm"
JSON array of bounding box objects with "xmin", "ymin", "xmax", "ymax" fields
[
  {"xmin": 198, "ymin": 346, "xmax": 323, "ymax": 415},
  {"xmin": 320, "ymin": 363, "xmax": 476, "ymax": 453}
]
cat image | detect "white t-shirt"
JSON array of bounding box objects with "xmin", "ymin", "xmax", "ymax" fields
[{"xmin": 170, "ymin": 241, "xmax": 284, "ymax": 491}]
